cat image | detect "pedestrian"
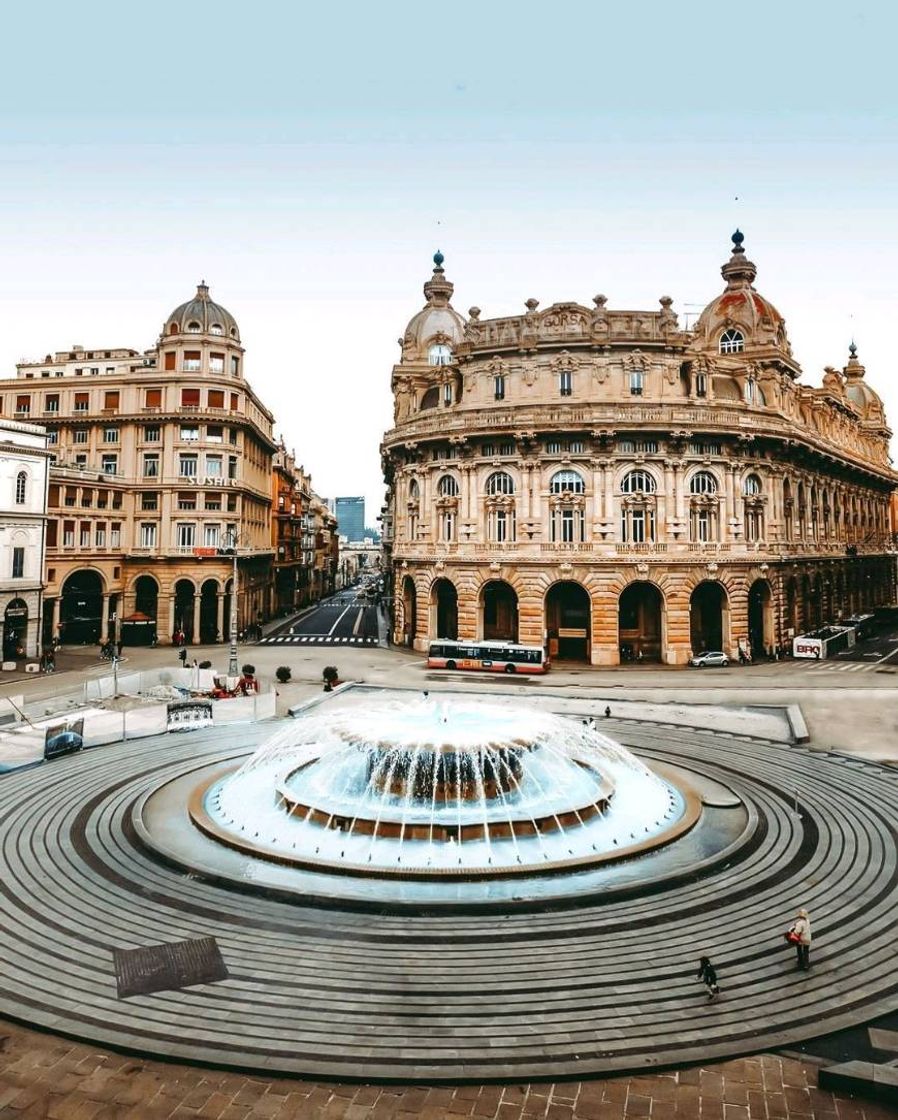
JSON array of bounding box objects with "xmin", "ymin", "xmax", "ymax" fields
[
  {"xmin": 178, "ymin": 648, "xmax": 188, "ymax": 666},
  {"xmin": 46, "ymin": 649, "xmax": 55, "ymax": 674},
  {"xmin": 697, "ymin": 956, "xmax": 720, "ymax": 1000},
  {"xmin": 604, "ymin": 705, "xmax": 611, "ymax": 718},
  {"xmin": 786, "ymin": 908, "xmax": 812, "ymax": 971},
  {"xmin": 116, "ymin": 640, "xmax": 123, "ymax": 659}
]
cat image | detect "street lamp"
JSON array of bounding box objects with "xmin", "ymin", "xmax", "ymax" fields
[{"xmin": 219, "ymin": 529, "xmax": 240, "ymax": 677}]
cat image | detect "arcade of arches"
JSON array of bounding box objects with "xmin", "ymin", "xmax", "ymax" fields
[{"xmin": 395, "ymin": 558, "xmax": 895, "ymax": 664}]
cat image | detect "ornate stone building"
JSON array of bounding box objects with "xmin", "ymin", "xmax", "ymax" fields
[
  {"xmin": 381, "ymin": 237, "xmax": 896, "ymax": 664},
  {"xmin": 7, "ymin": 284, "xmax": 278, "ymax": 647}
]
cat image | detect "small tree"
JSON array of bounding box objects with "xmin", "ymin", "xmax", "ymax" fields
[
  {"xmin": 242, "ymin": 664, "xmax": 256, "ymax": 676},
  {"xmin": 275, "ymin": 666, "xmax": 292, "ymax": 683},
  {"xmin": 322, "ymin": 665, "xmax": 339, "ymax": 691}
]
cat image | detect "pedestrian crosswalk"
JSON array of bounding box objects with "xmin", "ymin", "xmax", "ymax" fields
[
  {"xmin": 258, "ymin": 635, "xmax": 379, "ymax": 646},
  {"xmin": 787, "ymin": 657, "xmax": 888, "ymax": 673}
]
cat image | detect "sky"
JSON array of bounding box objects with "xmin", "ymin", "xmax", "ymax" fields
[{"xmin": 1, "ymin": 1, "xmax": 897, "ymax": 521}]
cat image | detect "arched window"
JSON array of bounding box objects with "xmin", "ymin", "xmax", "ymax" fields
[
  {"xmin": 419, "ymin": 386, "xmax": 439, "ymax": 410},
  {"xmin": 14, "ymin": 471, "xmax": 26, "ymax": 505},
  {"xmin": 719, "ymin": 328, "xmax": 744, "ymax": 354},
  {"xmin": 620, "ymin": 470, "xmax": 656, "ymax": 494},
  {"xmin": 187, "ymin": 321, "xmax": 201, "ymax": 333},
  {"xmin": 230, "ymin": 327, "xmax": 238, "ymax": 338},
  {"xmin": 743, "ymin": 474, "xmax": 762, "ymax": 496},
  {"xmin": 437, "ymin": 475, "xmax": 459, "ymax": 497},
  {"xmin": 550, "ymin": 470, "xmax": 585, "ymax": 494},
  {"xmin": 168, "ymin": 323, "xmax": 178, "ymax": 335},
  {"xmin": 428, "ymin": 343, "xmax": 452, "ymax": 366},
  {"xmin": 408, "ymin": 479, "xmax": 420, "ymax": 501},
  {"xmin": 209, "ymin": 323, "xmax": 223, "ymax": 336},
  {"xmin": 689, "ymin": 471, "xmax": 718, "ymax": 495},
  {"xmin": 485, "ymin": 471, "xmax": 514, "ymax": 496}
]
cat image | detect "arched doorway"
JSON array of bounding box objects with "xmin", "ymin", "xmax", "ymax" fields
[
  {"xmin": 174, "ymin": 579, "xmax": 196, "ymax": 642},
  {"xmin": 690, "ymin": 581, "xmax": 729, "ymax": 654},
  {"xmin": 134, "ymin": 575, "xmax": 158, "ymax": 620},
  {"xmin": 480, "ymin": 580, "xmax": 518, "ymax": 642},
  {"xmin": 3, "ymin": 599, "xmax": 28, "ymax": 660},
  {"xmin": 431, "ymin": 578, "xmax": 458, "ymax": 640},
  {"xmin": 402, "ymin": 576, "xmax": 417, "ymax": 647},
  {"xmin": 60, "ymin": 570, "xmax": 103, "ymax": 645},
  {"xmin": 747, "ymin": 579, "xmax": 774, "ymax": 658},
  {"xmin": 200, "ymin": 579, "xmax": 219, "ymax": 643},
  {"xmin": 785, "ymin": 577, "xmax": 798, "ymax": 635},
  {"xmin": 618, "ymin": 582, "xmax": 663, "ymax": 662},
  {"xmin": 546, "ymin": 581, "xmax": 590, "ymax": 661}
]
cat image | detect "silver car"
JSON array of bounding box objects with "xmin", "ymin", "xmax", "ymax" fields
[{"xmin": 689, "ymin": 651, "xmax": 730, "ymax": 668}]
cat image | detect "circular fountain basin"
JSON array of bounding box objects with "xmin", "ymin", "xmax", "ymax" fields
[{"xmin": 189, "ymin": 699, "xmax": 701, "ymax": 879}]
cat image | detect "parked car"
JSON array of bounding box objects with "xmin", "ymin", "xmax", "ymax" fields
[{"xmin": 689, "ymin": 651, "xmax": 730, "ymax": 668}]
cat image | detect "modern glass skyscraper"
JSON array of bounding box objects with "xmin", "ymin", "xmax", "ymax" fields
[{"xmin": 335, "ymin": 496, "xmax": 365, "ymax": 541}]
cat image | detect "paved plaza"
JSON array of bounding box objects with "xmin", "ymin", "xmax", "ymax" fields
[{"xmin": 0, "ymin": 639, "xmax": 896, "ymax": 1116}]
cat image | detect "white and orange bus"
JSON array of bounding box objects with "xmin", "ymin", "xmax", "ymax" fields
[{"xmin": 426, "ymin": 640, "xmax": 549, "ymax": 674}]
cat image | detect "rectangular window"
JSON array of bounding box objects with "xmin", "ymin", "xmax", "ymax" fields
[
  {"xmin": 227, "ymin": 494, "xmax": 237, "ymax": 512},
  {"xmin": 205, "ymin": 455, "xmax": 223, "ymax": 478},
  {"xmin": 183, "ymin": 353, "xmax": 201, "ymax": 372},
  {"xmin": 177, "ymin": 492, "xmax": 197, "ymax": 510},
  {"xmin": 46, "ymin": 522, "xmax": 58, "ymax": 548},
  {"xmin": 45, "ymin": 393, "xmax": 60, "ymax": 413},
  {"xmin": 63, "ymin": 521, "xmax": 75, "ymax": 547},
  {"xmin": 73, "ymin": 429, "xmax": 88, "ymax": 444},
  {"xmin": 80, "ymin": 522, "xmax": 90, "ymax": 548},
  {"xmin": 206, "ymin": 425, "xmax": 223, "ymax": 443},
  {"xmin": 180, "ymin": 425, "xmax": 199, "ymax": 441},
  {"xmin": 74, "ymin": 454, "xmax": 88, "ymax": 467},
  {"xmin": 181, "ymin": 387, "xmax": 201, "ymax": 407},
  {"xmin": 629, "ymin": 370, "xmax": 644, "ymax": 396},
  {"xmin": 442, "ymin": 383, "xmax": 453, "ymax": 406},
  {"xmin": 140, "ymin": 523, "xmax": 157, "ymax": 547},
  {"xmin": 143, "ymin": 454, "xmax": 159, "ymax": 478},
  {"xmin": 177, "ymin": 523, "xmax": 195, "ymax": 549},
  {"xmin": 559, "ymin": 371, "xmax": 573, "ymax": 396},
  {"xmin": 204, "ymin": 494, "xmax": 222, "ymax": 511},
  {"xmin": 104, "ymin": 390, "xmax": 119, "ymax": 410},
  {"xmin": 204, "ymin": 523, "xmax": 221, "ymax": 547},
  {"xmin": 546, "ymin": 441, "xmax": 563, "ymax": 454},
  {"xmin": 440, "ymin": 510, "xmax": 455, "ymax": 542},
  {"xmin": 144, "ymin": 425, "xmax": 160, "ymax": 442},
  {"xmin": 561, "ymin": 508, "xmax": 575, "ymax": 543},
  {"xmin": 164, "ymin": 351, "xmax": 176, "ymax": 371},
  {"xmin": 74, "ymin": 392, "xmax": 89, "ymax": 412},
  {"xmin": 228, "ymin": 427, "xmax": 238, "ymax": 445},
  {"xmin": 11, "ymin": 547, "xmax": 24, "ymax": 579},
  {"xmin": 15, "ymin": 394, "xmax": 30, "ymax": 414},
  {"xmin": 110, "ymin": 522, "xmax": 121, "ymax": 548},
  {"xmin": 569, "ymin": 441, "xmax": 585, "ymax": 454},
  {"xmin": 95, "ymin": 523, "xmax": 106, "ymax": 547},
  {"xmin": 230, "ymin": 357, "xmax": 239, "ymax": 377},
  {"xmin": 47, "ymin": 430, "xmax": 59, "ymax": 445},
  {"xmin": 695, "ymin": 373, "xmax": 707, "ymax": 397},
  {"xmin": 82, "ymin": 489, "xmax": 93, "ymax": 508},
  {"xmin": 96, "ymin": 492, "xmax": 108, "ymax": 508},
  {"xmin": 90, "ymin": 367, "xmax": 99, "ymax": 376},
  {"xmin": 494, "ymin": 375, "xmax": 505, "ymax": 400},
  {"xmin": 179, "ymin": 454, "xmax": 198, "ymax": 478},
  {"xmin": 145, "ymin": 388, "xmax": 162, "ymax": 407},
  {"xmin": 228, "ymin": 456, "xmax": 238, "ymax": 480},
  {"xmin": 101, "ymin": 454, "xmax": 118, "ymax": 474},
  {"xmin": 103, "ymin": 427, "xmax": 118, "ymax": 443},
  {"xmin": 208, "ymin": 389, "xmax": 225, "ymax": 409},
  {"xmin": 141, "ymin": 492, "xmax": 158, "ymax": 510},
  {"xmin": 209, "ymin": 355, "xmax": 225, "ymax": 374},
  {"xmin": 64, "ymin": 487, "xmax": 77, "ymax": 507}
]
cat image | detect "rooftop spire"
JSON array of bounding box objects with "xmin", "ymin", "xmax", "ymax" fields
[
  {"xmin": 720, "ymin": 229, "xmax": 757, "ymax": 289},
  {"xmin": 423, "ymin": 249, "xmax": 454, "ymax": 306},
  {"xmin": 844, "ymin": 340, "xmax": 865, "ymax": 379}
]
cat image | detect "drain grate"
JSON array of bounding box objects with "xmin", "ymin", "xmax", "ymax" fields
[{"xmin": 113, "ymin": 936, "xmax": 228, "ymax": 998}]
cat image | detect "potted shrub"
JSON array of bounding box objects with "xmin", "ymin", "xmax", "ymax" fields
[
  {"xmin": 275, "ymin": 666, "xmax": 292, "ymax": 683},
  {"xmin": 322, "ymin": 665, "xmax": 339, "ymax": 692},
  {"xmin": 198, "ymin": 660, "xmax": 212, "ymax": 669}
]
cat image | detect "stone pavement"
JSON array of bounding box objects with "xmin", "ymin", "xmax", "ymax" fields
[{"xmin": 0, "ymin": 1022, "xmax": 893, "ymax": 1119}]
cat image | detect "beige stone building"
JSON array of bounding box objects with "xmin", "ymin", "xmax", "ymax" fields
[
  {"xmin": 7, "ymin": 284, "xmax": 278, "ymax": 647},
  {"xmin": 381, "ymin": 237, "xmax": 896, "ymax": 664}
]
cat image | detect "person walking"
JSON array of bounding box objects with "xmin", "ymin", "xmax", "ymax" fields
[
  {"xmin": 604, "ymin": 705, "xmax": 612, "ymax": 718},
  {"xmin": 697, "ymin": 956, "xmax": 720, "ymax": 1000},
  {"xmin": 787, "ymin": 908, "xmax": 812, "ymax": 970}
]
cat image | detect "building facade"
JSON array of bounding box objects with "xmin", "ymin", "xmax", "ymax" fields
[
  {"xmin": 382, "ymin": 239, "xmax": 897, "ymax": 664},
  {"xmin": 335, "ymin": 496, "xmax": 365, "ymax": 543},
  {"xmin": 8, "ymin": 284, "xmax": 278, "ymax": 647},
  {"xmin": 0, "ymin": 419, "xmax": 50, "ymax": 659}
]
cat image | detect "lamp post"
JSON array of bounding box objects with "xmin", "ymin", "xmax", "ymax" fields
[{"xmin": 221, "ymin": 529, "xmax": 240, "ymax": 677}]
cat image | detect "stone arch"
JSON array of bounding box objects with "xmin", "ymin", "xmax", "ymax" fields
[
  {"xmin": 60, "ymin": 569, "xmax": 105, "ymax": 645},
  {"xmin": 545, "ymin": 580, "xmax": 591, "ymax": 661},
  {"xmin": 401, "ymin": 575, "xmax": 417, "ymax": 648},
  {"xmin": 479, "ymin": 580, "xmax": 518, "ymax": 642},
  {"xmin": 132, "ymin": 574, "xmax": 159, "ymax": 619},
  {"xmin": 689, "ymin": 580, "xmax": 730, "ymax": 655},
  {"xmin": 174, "ymin": 578, "xmax": 197, "ymax": 642},
  {"xmin": 785, "ymin": 576, "xmax": 799, "ymax": 634},
  {"xmin": 430, "ymin": 577, "xmax": 458, "ymax": 641},
  {"xmin": 618, "ymin": 580, "xmax": 665, "ymax": 663},
  {"xmin": 747, "ymin": 578, "xmax": 774, "ymax": 658},
  {"xmin": 3, "ymin": 598, "xmax": 28, "ymax": 660},
  {"xmin": 200, "ymin": 578, "xmax": 220, "ymax": 643}
]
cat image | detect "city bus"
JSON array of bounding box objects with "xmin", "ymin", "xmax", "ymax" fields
[{"xmin": 426, "ymin": 640, "xmax": 549, "ymax": 674}]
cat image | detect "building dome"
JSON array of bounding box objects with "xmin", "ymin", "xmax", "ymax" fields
[
  {"xmin": 843, "ymin": 343, "xmax": 886, "ymax": 424},
  {"xmin": 692, "ymin": 232, "xmax": 791, "ymax": 359},
  {"xmin": 401, "ymin": 252, "xmax": 466, "ymax": 361},
  {"xmin": 165, "ymin": 282, "xmax": 240, "ymax": 341}
]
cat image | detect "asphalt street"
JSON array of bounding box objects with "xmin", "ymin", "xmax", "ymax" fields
[{"xmin": 259, "ymin": 589, "xmax": 381, "ymax": 647}]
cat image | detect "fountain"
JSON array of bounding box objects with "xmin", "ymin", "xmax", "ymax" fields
[{"xmin": 190, "ymin": 699, "xmax": 700, "ymax": 879}]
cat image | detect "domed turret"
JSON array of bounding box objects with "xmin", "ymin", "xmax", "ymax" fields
[
  {"xmin": 164, "ymin": 282, "xmax": 240, "ymax": 341},
  {"xmin": 692, "ymin": 232, "xmax": 794, "ymax": 368},
  {"xmin": 843, "ymin": 342, "xmax": 886, "ymax": 425},
  {"xmin": 401, "ymin": 252, "xmax": 466, "ymax": 363}
]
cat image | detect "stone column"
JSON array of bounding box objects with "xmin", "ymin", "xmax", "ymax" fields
[
  {"xmin": 662, "ymin": 460, "xmax": 675, "ymax": 536},
  {"xmin": 167, "ymin": 594, "xmax": 176, "ymax": 641},
  {"xmin": 603, "ymin": 465, "xmax": 614, "ymax": 525},
  {"xmin": 51, "ymin": 597, "xmax": 60, "ymax": 635},
  {"xmin": 723, "ymin": 470, "xmax": 734, "ymax": 541},
  {"xmin": 520, "ymin": 463, "xmax": 531, "ymax": 520},
  {"xmin": 100, "ymin": 593, "xmax": 110, "ymax": 643},
  {"xmin": 192, "ymin": 596, "xmax": 201, "ymax": 643},
  {"xmin": 216, "ymin": 593, "xmax": 225, "ymax": 640},
  {"xmin": 674, "ymin": 463, "xmax": 685, "ymax": 522}
]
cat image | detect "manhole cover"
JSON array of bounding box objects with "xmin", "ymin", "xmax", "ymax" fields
[{"xmin": 113, "ymin": 936, "xmax": 228, "ymax": 998}]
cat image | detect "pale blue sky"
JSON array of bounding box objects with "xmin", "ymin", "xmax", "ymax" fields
[{"xmin": 1, "ymin": 1, "xmax": 896, "ymax": 517}]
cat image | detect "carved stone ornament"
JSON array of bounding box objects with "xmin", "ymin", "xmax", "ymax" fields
[
  {"xmin": 592, "ymin": 356, "xmax": 610, "ymax": 384},
  {"xmin": 636, "ymin": 562, "xmax": 649, "ymax": 575},
  {"xmin": 522, "ymin": 360, "xmax": 538, "ymax": 388},
  {"xmin": 489, "ymin": 561, "xmax": 501, "ymax": 573},
  {"xmin": 434, "ymin": 560, "xmax": 445, "ymax": 572},
  {"xmin": 623, "ymin": 349, "xmax": 648, "ymax": 372},
  {"xmin": 560, "ymin": 562, "xmax": 573, "ymax": 575},
  {"xmin": 706, "ymin": 562, "xmax": 719, "ymax": 575},
  {"xmin": 550, "ymin": 349, "xmax": 579, "ymax": 374}
]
